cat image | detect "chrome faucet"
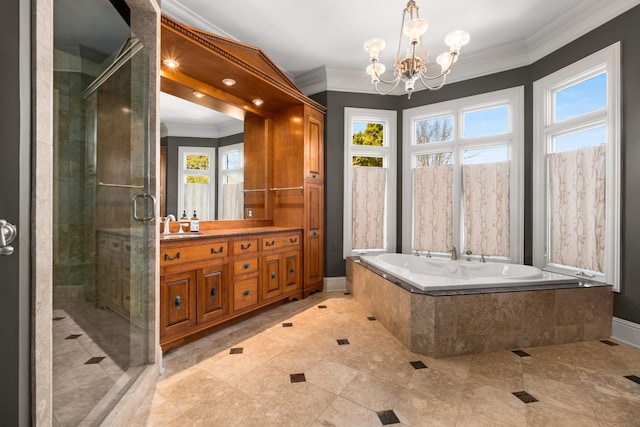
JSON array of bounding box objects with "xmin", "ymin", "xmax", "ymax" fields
[
  {"xmin": 163, "ymin": 214, "xmax": 176, "ymax": 234},
  {"xmin": 451, "ymin": 245, "xmax": 458, "ymax": 260}
]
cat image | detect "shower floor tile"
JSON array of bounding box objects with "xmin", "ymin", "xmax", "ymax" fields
[{"xmin": 131, "ymin": 292, "xmax": 640, "ymax": 427}]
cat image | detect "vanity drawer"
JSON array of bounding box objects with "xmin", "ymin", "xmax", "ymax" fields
[
  {"xmin": 233, "ymin": 238, "xmax": 258, "ymax": 255},
  {"xmin": 160, "ymin": 241, "xmax": 228, "ymax": 266},
  {"xmin": 233, "ymin": 276, "xmax": 258, "ymax": 312},
  {"xmin": 262, "ymin": 234, "xmax": 301, "ymax": 251},
  {"xmin": 233, "ymin": 257, "xmax": 259, "ymax": 276}
]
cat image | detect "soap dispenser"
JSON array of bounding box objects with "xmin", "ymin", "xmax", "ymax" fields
[
  {"xmin": 190, "ymin": 210, "xmax": 200, "ymax": 232},
  {"xmin": 178, "ymin": 210, "xmax": 190, "ymax": 233}
]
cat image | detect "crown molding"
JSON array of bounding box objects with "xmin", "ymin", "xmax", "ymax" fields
[
  {"xmin": 527, "ymin": 0, "xmax": 640, "ymax": 63},
  {"xmin": 161, "ymin": 0, "xmax": 236, "ymax": 40}
]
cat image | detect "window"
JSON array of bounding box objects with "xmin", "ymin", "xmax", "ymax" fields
[
  {"xmin": 533, "ymin": 43, "xmax": 621, "ymax": 290},
  {"xmin": 344, "ymin": 108, "xmax": 396, "ymax": 257},
  {"xmin": 218, "ymin": 143, "xmax": 244, "ymax": 220},
  {"xmin": 178, "ymin": 146, "xmax": 216, "ymax": 220},
  {"xmin": 402, "ymin": 87, "xmax": 524, "ymax": 262}
]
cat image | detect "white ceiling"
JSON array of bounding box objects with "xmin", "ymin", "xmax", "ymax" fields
[{"xmin": 159, "ymin": 0, "xmax": 639, "ymax": 137}]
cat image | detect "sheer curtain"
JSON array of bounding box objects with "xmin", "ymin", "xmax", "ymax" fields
[
  {"xmin": 352, "ymin": 166, "xmax": 386, "ymax": 249},
  {"xmin": 548, "ymin": 144, "xmax": 605, "ymax": 272},
  {"xmin": 221, "ymin": 182, "xmax": 244, "ymax": 220},
  {"xmin": 413, "ymin": 166, "xmax": 453, "ymax": 252},
  {"xmin": 463, "ymin": 161, "xmax": 510, "ymax": 257}
]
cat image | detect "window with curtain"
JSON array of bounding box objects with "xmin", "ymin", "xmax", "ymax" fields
[
  {"xmin": 178, "ymin": 146, "xmax": 216, "ymax": 220},
  {"xmin": 218, "ymin": 143, "xmax": 244, "ymax": 220},
  {"xmin": 402, "ymin": 87, "xmax": 523, "ymax": 262},
  {"xmin": 533, "ymin": 42, "xmax": 621, "ymax": 290},
  {"xmin": 344, "ymin": 108, "xmax": 396, "ymax": 257}
]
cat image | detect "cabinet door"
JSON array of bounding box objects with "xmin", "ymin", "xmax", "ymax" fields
[
  {"xmin": 160, "ymin": 270, "xmax": 197, "ymax": 338},
  {"xmin": 262, "ymin": 254, "xmax": 282, "ymax": 301},
  {"xmin": 305, "ymin": 110, "xmax": 324, "ymax": 180},
  {"xmin": 305, "ymin": 183, "xmax": 324, "ymax": 288},
  {"xmin": 282, "ymin": 250, "xmax": 300, "ymax": 293},
  {"xmin": 197, "ymin": 264, "xmax": 229, "ymax": 324}
]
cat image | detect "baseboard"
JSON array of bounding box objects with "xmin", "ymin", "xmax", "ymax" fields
[
  {"xmin": 324, "ymin": 276, "xmax": 347, "ymax": 292},
  {"xmin": 611, "ymin": 317, "xmax": 640, "ymax": 348}
]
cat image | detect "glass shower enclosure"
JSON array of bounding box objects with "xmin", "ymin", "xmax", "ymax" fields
[{"xmin": 52, "ymin": 0, "xmax": 155, "ymax": 423}]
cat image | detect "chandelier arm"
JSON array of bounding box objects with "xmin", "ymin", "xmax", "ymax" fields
[
  {"xmin": 373, "ymin": 78, "xmax": 403, "ymax": 95},
  {"xmin": 418, "ymin": 72, "xmax": 447, "ymax": 91}
]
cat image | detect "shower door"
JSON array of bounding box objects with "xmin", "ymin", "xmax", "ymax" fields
[{"xmin": 52, "ymin": 0, "xmax": 155, "ymax": 423}]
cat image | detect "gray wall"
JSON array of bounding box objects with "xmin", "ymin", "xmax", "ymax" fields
[{"xmin": 313, "ymin": 4, "xmax": 640, "ymax": 324}]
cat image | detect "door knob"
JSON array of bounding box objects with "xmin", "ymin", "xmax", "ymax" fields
[{"xmin": 0, "ymin": 219, "xmax": 17, "ymax": 256}]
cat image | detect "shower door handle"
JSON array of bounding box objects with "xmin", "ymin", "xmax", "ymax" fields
[
  {"xmin": 0, "ymin": 219, "xmax": 17, "ymax": 256},
  {"xmin": 132, "ymin": 193, "xmax": 156, "ymax": 222}
]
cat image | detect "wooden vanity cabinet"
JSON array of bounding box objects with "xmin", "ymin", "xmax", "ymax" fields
[{"xmin": 160, "ymin": 229, "xmax": 302, "ymax": 352}]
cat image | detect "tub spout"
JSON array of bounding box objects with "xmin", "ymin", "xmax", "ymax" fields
[{"xmin": 451, "ymin": 246, "xmax": 458, "ymax": 261}]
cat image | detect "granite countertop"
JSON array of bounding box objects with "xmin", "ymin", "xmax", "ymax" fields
[{"xmin": 160, "ymin": 226, "xmax": 302, "ymax": 243}]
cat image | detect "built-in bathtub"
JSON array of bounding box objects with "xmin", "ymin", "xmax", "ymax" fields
[
  {"xmin": 361, "ymin": 253, "xmax": 578, "ymax": 292},
  {"xmin": 346, "ymin": 254, "xmax": 613, "ymax": 358}
]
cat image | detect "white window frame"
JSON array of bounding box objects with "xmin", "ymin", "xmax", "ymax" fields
[
  {"xmin": 343, "ymin": 108, "xmax": 397, "ymax": 258},
  {"xmin": 217, "ymin": 142, "xmax": 244, "ymax": 219},
  {"xmin": 402, "ymin": 87, "xmax": 524, "ymax": 263},
  {"xmin": 177, "ymin": 146, "xmax": 216, "ymax": 220},
  {"xmin": 533, "ymin": 42, "xmax": 621, "ymax": 290}
]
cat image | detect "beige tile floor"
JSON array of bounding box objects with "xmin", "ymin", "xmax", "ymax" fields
[{"xmin": 132, "ymin": 292, "xmax": 640, "ymax": 426}]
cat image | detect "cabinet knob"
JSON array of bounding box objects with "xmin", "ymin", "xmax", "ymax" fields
[
  {"xmin": 242, "ymin": 290, "xmax": 251, "ymax": 297},
  {"xmin": 242, "ymin": 263, "xmax": 251, "ymax": 270},
  {"xmin": 289, "ymin": 267, "xmax": 295, "ymax": 274},
  {"xmin": 210, "ymin": 287, "xmax": 216, "ymax": 298},
  {"xmin": 271, "ymin": 271, "xmax": 276, "ymax": 281},
  {"xmin": 175, "ymin": 295, "xmax": 181, "ymax": 310}
]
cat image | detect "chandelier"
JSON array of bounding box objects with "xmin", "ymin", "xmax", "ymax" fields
[{"xmin": 364, "ymin": 0, "xmax": 470, "ymax": 98}]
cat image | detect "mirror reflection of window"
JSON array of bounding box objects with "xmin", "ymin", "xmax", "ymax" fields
[
  {"xmin": 178, "ymin": 146, "xmax": 216, "ymax": 220},
  {"xmin": 218, "ymin": 143, "xmax": 244, "ymax": 219}
]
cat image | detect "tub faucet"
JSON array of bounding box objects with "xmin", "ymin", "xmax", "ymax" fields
[
  {"xmin": 163, "ymin": 214, "xmax": 176, "ymax": 234},
  {"xmin": 451, "ymin": 246, "xmax": 458, "ymax": 261}
]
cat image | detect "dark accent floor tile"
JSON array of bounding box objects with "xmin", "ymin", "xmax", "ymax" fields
[
  {"xmin": 337, "ymin": 339, "xmax": 350, "ymax": 345},
  {"xmin": 512, "ymin": 391, "xmax": 538, "ymax": 403},
  {"xmin": 65, "ymin": 334, "xmax": 82, "ymax": 340},
  {"xmin": 512, "ymin": 349, "xmax": 531, "ymax": 357},
  {"xmin": 344, "ymin": 292, "xmax": 351, "ymax": 295},
  {"xmin": 367, "ymin": 316, "xmax": 377, "ymax": 321},
  {"xmin": 230, "ymin": 347, "xmax": 243, "ymax": 354},
  {"xmin": 377, "ymin": 409, "xmax": 401, "ymax": 425},
  {"xmin": 410, "ymin": 360, "xmax": 428, "ymax": 369},
  {"xmin": 624, "ymin": 375, "xmax": 640, "ymax": 385},
  {"xmin": 53, "ymin": 316, "xmax": 66, "ymax": 321},
  {"xmin": 282, "ymin": 322, "xmax": 293, "ymax": 328},
  {"xmin": 318, "ymin": 305, "xmax": 327, "ymax": 309},
  {"xmin": 290, "ymin": 373, "xmax": 306, "ymax": 383},
  {"xmin": 600, "ymin": 339, "xmax": 619, "ymax": 346},
  {"xmin": 85, "ymin": 356, "xmax": 105, "ymax": 364}
]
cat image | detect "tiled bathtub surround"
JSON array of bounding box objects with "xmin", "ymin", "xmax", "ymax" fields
[
  {"xmin": 347, "ymin": 258, "xmax": 613, "ymax": 358},
  {"xmin": 131, "ymin": 292, "xmax": 640, "ymax": 426}
]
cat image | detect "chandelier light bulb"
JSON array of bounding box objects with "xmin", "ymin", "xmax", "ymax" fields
[
  {"xmin": 445, "ymin": 30, "xmax": 470, "ymax": 53},
  {"xmin": 366, "ymin": 63, "xmax": 386, "ymax": 82},
  {"xmin": 403, "ymin": 17, "xmax": 428, "ymax": 44},
  {"xmin": 436, "ymin": 51, "xmax": 457, "ymax": 73},
  {"xmin": 364, "ymin": 39, "xmax": 386, "ymax": 61}
]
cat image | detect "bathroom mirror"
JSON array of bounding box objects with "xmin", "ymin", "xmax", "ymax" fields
[{"xmin": 160, "ymin": 81, "xmax": 269, "ymax": 221}]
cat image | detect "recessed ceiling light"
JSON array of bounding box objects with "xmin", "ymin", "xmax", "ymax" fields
[
  {"xmin": 162, "ymin": 58, "xmax": 179, "ymax": 68},
  {"xmin": 222, "ymin": 78, "xmax": 236, "ymax": 86},
  {"xmin": 193, "ymin": 91, "xmax": 205, "ymax": 98},
  {"xmin": 252, "ymin": 98, "xmax": 264, "ymax": 106}
]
